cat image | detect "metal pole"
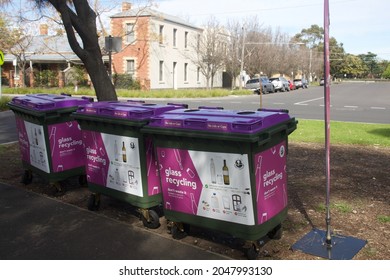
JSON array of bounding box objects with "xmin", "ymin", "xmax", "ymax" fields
[
  {"xmin": 324, "ymin": 0, "xmax": 332, "ymax": 247},
  {"xmin": 108, "ymin": 35, "xmax": 113, "ymax": 82}
]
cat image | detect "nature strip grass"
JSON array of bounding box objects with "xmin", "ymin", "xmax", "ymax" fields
[{"xmin": 290, "ymin": 119, "xmax": 390, "ymax": 147}]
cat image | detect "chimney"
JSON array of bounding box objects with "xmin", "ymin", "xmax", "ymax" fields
[
  {"xmin": 122, "ymin": 2, "xmax": 131, "ymax": 12},
  {"xmin": 40, "ymin": 24, "xmax": 48, "ymax": 35}
]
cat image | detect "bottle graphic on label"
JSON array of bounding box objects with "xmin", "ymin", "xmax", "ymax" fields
[
  {"xmin": 211, "ymin": 193, "xmax": 219, "ymax": 209},
  {"xmin": 222, "ymin": 159, "xmax": 230, "ymax": 185},
  {"xmin": 114, "ymin": 140, "xmax": 119, "ymax": 161},
  {"xmin": 210, "ymin": 158, "xmax": 216, "ymax": 184},
  {"xmin": 122, "ymin": 141, "xmax": 127, "ymax": 163},
  {"xmin": 34, "ymin": 128, "xmax": 38, "ymax": 145}
]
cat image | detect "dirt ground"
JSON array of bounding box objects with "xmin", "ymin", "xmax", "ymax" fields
[{"xmin": 0, "ymin": 141, "xmax": 389, "ymax": 260}]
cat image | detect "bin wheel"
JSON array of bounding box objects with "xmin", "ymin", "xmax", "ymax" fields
[
  {"xmin": 87, "ymin": 194, "xmax": 100, "ymax": 211},
  {"xmin": 171, "ymin": 223, "xmax": 188, "ymax": 240},
  {"xmin": 245, "ymin": 243, "xmax": 259, "ymax": 260},
  {"xmin": 140, "ymin": 209, "xmax": 160, "ymax": 229},
  {"xmin": 78, "ymin": 175, "xmax": 87, "ymax": 187},
  {"xmin": 51, "ymin": 182, "xmax": 66, "ymax": 196},
  {"xmin": 267, "ymin": 224, "xmax": 283, "ymax": 240},
  {"xmin": 21, "ymin": 170, "xmax": 33, "ymax": 185}
]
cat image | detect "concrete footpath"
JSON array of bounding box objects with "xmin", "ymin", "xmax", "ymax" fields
[{"xmin": 0, "ymin": 182, "xmax": 228, "ymax": 260}]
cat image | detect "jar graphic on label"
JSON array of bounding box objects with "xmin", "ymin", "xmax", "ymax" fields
[
  {"xmin": 122, "ymin": 141, "xmax": 127, "ymax": 163},
  {"xmin": 115, "ymin": 168, "xmax": 120, "ymax": 185},
  {"xmin": 222, "ymin": 159, "xmax": 230, "ymax": 185},
  {"xmin": 211, "ymin": 193, "xmax": 219, "ymax": 209},
  {"xmin": 210, "ymin": 158, "xmax": 216, "ymax": 184}
]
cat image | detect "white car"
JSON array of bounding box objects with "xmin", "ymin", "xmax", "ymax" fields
[{"xmin": 269, "ymin": 77, "xmax": 290, "ymax": 92}]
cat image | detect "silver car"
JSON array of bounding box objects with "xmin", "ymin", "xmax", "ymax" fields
[
  {"xmin": 269, "ymin": 77, "xmax": 290, "ymax": 92},
  {"xmin": 245, "ymin": 77, "xmax": 275, "ymax": 94}
]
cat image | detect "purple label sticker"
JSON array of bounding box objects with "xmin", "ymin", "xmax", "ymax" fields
[
  {"xmin": 15, "ymin": 116, "xmax": 30, "ymax": 163},
  {"xmin": 82, "ymin": 130, "xmax": 110, "ymax": 187},
  {"xmin": 48, "ymin": 121, "xmax": 85, "ymax": 172},
  {"xmin": 254, "ymin": 141, "xmax": 287, "ymax": 224}
]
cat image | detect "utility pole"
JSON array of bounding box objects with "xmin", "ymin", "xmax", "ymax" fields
[{"xmin": 239, "ymin": 26, "xmax": 245, "ymax": 90}]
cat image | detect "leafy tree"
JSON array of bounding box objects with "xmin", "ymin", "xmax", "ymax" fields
[
  {"xmin": 359, "ymin": 52, "xmax": 381, "ymax": 78},
  {"xmin": 293, "ymin": 24, "xmax": 324, "ymax": 49},
  {"xmin": 382, "ymin": 64, "xmax": 390, "ymax": 79},
  {"xmin": 340, "ymin": 54, "xmax": 367, "ymax": 78}
]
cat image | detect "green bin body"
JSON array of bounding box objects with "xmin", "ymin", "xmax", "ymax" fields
[
  {"xmin": 143, "ymin": 108, "xmax": 297, "ymax": 241},
  {"xmin": 8, "ymin": 94, "xmax": 93, "ymax": 184},
  {"xmin": 72, "ymin": 101, "xmax": 186, "ymax": 209}
]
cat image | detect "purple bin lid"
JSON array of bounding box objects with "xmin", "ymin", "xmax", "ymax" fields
[
  {"xmin": 76, "ymin": 101, "xmax": 186, "ymax": 121},
  {"xmin": 147, "ymin": 108, "xmax": 292, "ymax": 134},
  {"xmin": 10, "ymin": 94, "xmax": 93, "ymax": 111}
]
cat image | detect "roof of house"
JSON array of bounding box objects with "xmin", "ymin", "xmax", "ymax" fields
[
  {"xmin": 4, "ymin": 34, "xmax": 107, "ymax": 64},
  {"xmin": 111, "ymin": 7, "xmax": 203, "ymax": 31}
]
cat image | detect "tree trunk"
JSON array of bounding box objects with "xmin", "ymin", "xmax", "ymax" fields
[{"xmin": 45, "ymin": 0, "xmax": 117, "ymax": 101}]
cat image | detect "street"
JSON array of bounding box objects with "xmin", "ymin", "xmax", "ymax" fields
[
  {"xmin": 1, "ymin": 82, "xmax": 389, "ymax": 144},
  {"xmin": 168, "ymin": 82, "xmax": 390, "ymax": 124}
]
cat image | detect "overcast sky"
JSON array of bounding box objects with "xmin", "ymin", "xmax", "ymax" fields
[{"xmin": 148, "ymin": 0, "xmax": 390, "ymax": 60}]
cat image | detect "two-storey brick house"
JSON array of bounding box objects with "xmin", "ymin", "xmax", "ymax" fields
[{"xmin": 110, "ymin": 3, "xmax": 222, "ymax": 90}]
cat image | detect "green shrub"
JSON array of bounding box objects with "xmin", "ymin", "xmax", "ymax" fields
[
  {"xmin": 0, "ymin": 96, "xmax": 12, "ymax": 111},
  {"xmin": 113, "ymin": 74, "xmax": 141, "ymax": 90},
  {"xmin": 34, "ymin": 70, "xmax": 58, "ymax": 87}
]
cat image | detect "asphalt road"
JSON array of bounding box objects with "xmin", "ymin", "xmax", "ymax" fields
[
  {"xmin": 171, "ymin": 82, "xmax": 390, "ymax": 124},
  {"xmin": 1, "ymin": 82, "xmax": 389, "ymax": 144},
  {"xmin": 0, "ymin": 109, "xmax": 18, "ymax": 144}
]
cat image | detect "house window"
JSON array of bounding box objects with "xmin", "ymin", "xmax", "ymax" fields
[
  {"xmin": 159, "ymin": 25, "xmax": 164, "ymax": 44},
  {"xmin": 197, "ymin": 34, "xmax": 200, "ymax": 50},
  {"xmin": 173, "ymin": 28, "xmax": 177, "ymax": 47},
  {"xmin": 197, "ymin": 67, "xmax": 200, "ymax": 82},
  {"xmin": 184, "ymin": 31, "xmax": 188, "ymax": 48},
  {"xmin": 159, "ymin": 61, "xmax": 164, "ymax": 81},
  {"xmin": 184, "ymin": 63, "xmax": 188, "ymax": 82},
  {"xmin": 126, "ymin": 23, "xmax": 135, "ymax": 44},
  {"xmin": 126, "ymin": 59, "xmax": 135, "ymax": 78}
]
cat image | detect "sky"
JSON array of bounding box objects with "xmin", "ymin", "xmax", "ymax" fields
[
  {"xmin": 3, "ymin": 0, "xmax": 389, "ymax": 60},
  {"xmin": 147, "ymin": 0, "xmax": 390, "ymax": 60}
]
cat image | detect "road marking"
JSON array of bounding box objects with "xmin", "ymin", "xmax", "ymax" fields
[
  {"xmin": 230, "ymin": 101, "xmax": 242, "ymax": 104},
  {"xmin": 273, "ymin": 102, "xmax": 285, "ymax": 105},
  {"xmin": 294, "ymin": 97, "xmax": 324, "ymax": 105},
  {"xmin": 344, "ymin": 106, "xmax": 358, "ymax": 108},
  {"xmin": 371, "ymin": 107, "xmax": 386, "ymax": 110}
]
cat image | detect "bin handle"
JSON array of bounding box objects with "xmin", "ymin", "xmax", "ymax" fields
[
  {"xmin": 256, "ymin": 124, "xmax": 288, "ymax": 147},
  {"xmin": 184, "ymin": 118, "xmax": 207, "ymax": 128}
]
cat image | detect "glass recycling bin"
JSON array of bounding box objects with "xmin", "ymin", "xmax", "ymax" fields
[
  {"xmin": 8, "ymin": 93, "xmax": 93, "ymax": 192},
  {"xmin": 72, "ymin": 101, "xmax": 186, "ymax": 229},
  {"xmin": 142, "ymin": 108, "xmax": 297, "ymax": 258}
]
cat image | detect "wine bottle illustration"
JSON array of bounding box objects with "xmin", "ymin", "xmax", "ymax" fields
[
  {"xmin": 222, "ymin": 159, "xmax": 230, "ymax": 185},
  {"xmin": 210, "ymin": 158, "xmax": 216, "ymax": 184},
  {"xmin": 122, "ymin": 141, "xmax": 127, "ymax": 163}
]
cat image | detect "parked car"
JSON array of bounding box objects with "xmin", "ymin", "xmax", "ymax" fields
[
  {"xmin": 288, "ymin": 80, "xmax": 296, "ymax": 91},
  {"xmin": 269, "ymin": 77, "xmax": 290, "ymax": 92},
  {"xmin": 320, "ymin": 78, "xmax": 325, "ymax": 86},
  {"xmin": 293, "ymin": 78, "xmax": 308, "ymax": 89},
  {"xmin": 245, "ymin": 76, "xmax": 275, "ymax": 94}
]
